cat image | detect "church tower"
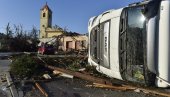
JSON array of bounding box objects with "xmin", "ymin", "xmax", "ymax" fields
[{"xmin": 40, "ymin": 3, "xmax": 52, "ymax": 38}]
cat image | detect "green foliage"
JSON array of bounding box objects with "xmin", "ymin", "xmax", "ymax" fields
[
  {"xmin": 67, "ymin": 60, "xmax": 81, "ymax": 71},
  {"xmin": 43, "ymin": 57, "xmax": 88, "ymax": 71},
  {"xmin": 134, "ymin": 70, "xmax": 144, "ymax": 81},
  {"xmin": 10, "ymin": 55, "xmax": 43, "ymax": 79}
]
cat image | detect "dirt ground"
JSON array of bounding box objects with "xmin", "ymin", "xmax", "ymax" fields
[
  {"xmin": 24, "ymin": 78, "xmax": 158, "ymax": 97},
  {"xmin": 0, "ymin": 90, "xmax": 7, "ymax": 97}
]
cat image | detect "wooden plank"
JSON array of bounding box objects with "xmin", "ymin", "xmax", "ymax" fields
[
  {"xmin": 86, "ymin": 83, "xmax": 136, "ymax": 91},
  {"xmin": 90, "ymin": 83, "xmax": 170, "ymax": 97},
  {"xmin": 53, "ymin": 70, "xmax": 74, "ymax": 79},
  {"xmin": 35, "ymin": 82, "xmax": 48, "ymax": 97},
  {"xmin": 137, "ymin": 87, "xmax": 170, "ymax": 97},
  {"xmin": 43, "ymin": 74, "xmax": 52, "ymax": 80},
  {"xmin": 122, "ymin": 84, "xmax": 170, "ymax": 97},
  {"xmin": 45, "ymin": 65, "xmax": 112, "ymax": 85}
]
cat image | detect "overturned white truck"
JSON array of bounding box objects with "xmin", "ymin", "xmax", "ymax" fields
[{"xmin": 88, "ymin": 0, "xmax": 170, "ymax": 87}]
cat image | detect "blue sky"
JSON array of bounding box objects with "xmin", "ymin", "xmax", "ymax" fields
[{"xmin": 0, "ymin": 0, "xmax": 142, "ymax": 34}]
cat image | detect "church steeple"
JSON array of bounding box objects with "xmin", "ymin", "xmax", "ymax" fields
[
  {"xmin": 41, "ymin": 2, "xmax": 52, "ymax": 13},
  {"xmin": 40, "ymin": 3, "xmax": 52, "ymax": 38}
]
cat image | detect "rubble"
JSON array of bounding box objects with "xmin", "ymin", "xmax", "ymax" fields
[
  {"xmin": 45, "ymin": 65, "xmax": 112, "ymax": 85},
  {"xmin": 0, "ymin": 74, "xmax": 7, "ymax": 83},
  {"xmin": 78, "ymin": 68, "xmax": 86, "ymax": 72},
  {"xmin": 37, "ymin": 56, "xmax": 170, "ymax": 97},
  {"xmin": 86, "ymin": 83, "xmax": 170, "ymax": 97},
  {"xmin": 35, "ymin": 82, "xmax": 48, "ymax": 97},
  {"xmin": 53, "ymin": 70, "xmax": 74, "ymax": 79},
  {"xmin": 5, "ymin": 54, "xmax": 170, "ymax": 97},
  {"xmin": 86, "ymin": 83, "xmax": 136, "ymax": 91},
  {"xmin": 43, "ymin": 74, "xmax": 52, "ymax": 80}
]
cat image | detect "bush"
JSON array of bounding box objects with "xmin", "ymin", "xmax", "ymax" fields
[{"xmin": 10, "ymin": 55, "xmax": 43, "ymax": 79}]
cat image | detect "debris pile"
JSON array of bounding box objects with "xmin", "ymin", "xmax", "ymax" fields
[{"xmin": 7, "ymin": 54, "xmax": 170, "ymax": 97}]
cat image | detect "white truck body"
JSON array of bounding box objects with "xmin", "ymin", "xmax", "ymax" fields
[{"xmin": 88, "ymin": 0, "xmax": 170, "ymax": 87}]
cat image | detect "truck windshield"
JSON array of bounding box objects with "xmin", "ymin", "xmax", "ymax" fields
[
  {"xmin": 127, "ymin": 6, "xmax": 146, "ymax": 66},
  {"xmin": 126, "ymin": 6, "xmax": 146, "ymax": 82},
  {"xmin": 119, "ymin": 6, "xmax": 146, "ymax": 83}
]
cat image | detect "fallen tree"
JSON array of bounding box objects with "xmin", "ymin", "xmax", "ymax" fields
[{"xmin": 10, "ymin": 55, "xmax": 44, "ymax": 79}]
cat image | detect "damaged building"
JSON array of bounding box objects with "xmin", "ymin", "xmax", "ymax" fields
[{"xmin": 39, "ymin": 3, "xmax": 88, "ymax": 51}]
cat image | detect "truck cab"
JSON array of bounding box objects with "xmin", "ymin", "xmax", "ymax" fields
[{"xmin": 88, "ymin": 0, "xmax": 170, "ymax": 87}]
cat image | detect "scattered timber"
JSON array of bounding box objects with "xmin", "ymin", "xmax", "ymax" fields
[
  {"xmin": 87, "ymin": 83, "xmax": 170, "ymax": 97},
  {"xmin": 53, "ymin": 70, "xmax": 74, "ymax": 79},
  {"xmin": 43, "ymin": 74, "xmax": 52, "ymax": 80},
  {"xmin": 35, "ymin": 82, "xmax": 48, "ymax": 97},
  {"xmin": 37, "ymin": 56, "xmax": 170, "ymax": 97},
  {"xmin": 78, "ymin": 68, "xmax": 86, "ymax": 72},
  {"xmin": 46, "ymin": 65, "xmax": 112, "ymax": 85},
  {"xmin": 86, "ymin": 83, "xmax": 136, "ymax": 91},
  {"xmin": 37, "ymin": 57, "xmax": 112, "ymax": 85},
  {"xmin": 134, "ymin": 87, "xmax": 170, "ymax": 97}
]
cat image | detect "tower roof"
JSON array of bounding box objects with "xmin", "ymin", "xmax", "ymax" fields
[{"xmin": 41, "ymin": 2, "xmax": 52, "ymax": 13}]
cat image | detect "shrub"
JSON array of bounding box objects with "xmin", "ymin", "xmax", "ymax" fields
[{"xmin": 10, "ymin": 55, "xmax": 43, "ymax": 79}]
